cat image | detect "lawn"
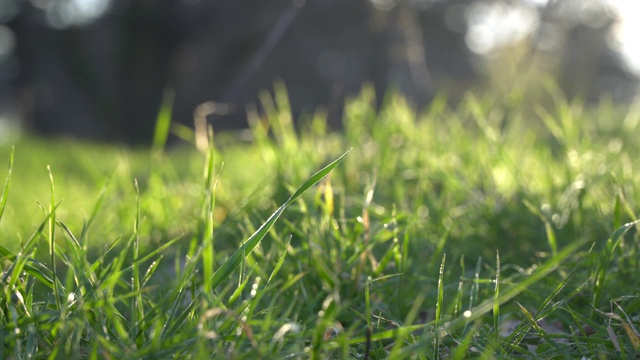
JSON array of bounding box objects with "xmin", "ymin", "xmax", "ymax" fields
[{"xmin": 1, "ymin": 83, "xmax": 640, "ymax": 359}]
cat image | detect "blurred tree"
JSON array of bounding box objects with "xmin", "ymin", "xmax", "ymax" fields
[{"xmin": 0, "ymin": 0, "xmax": 637, "ymax": 143}]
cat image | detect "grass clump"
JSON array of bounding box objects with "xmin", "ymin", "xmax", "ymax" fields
[{"xmin": 1, "ymin": 83, "xmax": 640, "ymax": 358}]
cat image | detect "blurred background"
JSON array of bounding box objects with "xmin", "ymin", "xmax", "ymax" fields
[{"xmin": 0, "ymin": 0, "xmax": 638, "ymax": 144}]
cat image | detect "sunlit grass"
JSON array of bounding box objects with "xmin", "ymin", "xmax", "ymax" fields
[{"xmin": 1, "ymin": 84, "xmax": 639, "ymax": 358}]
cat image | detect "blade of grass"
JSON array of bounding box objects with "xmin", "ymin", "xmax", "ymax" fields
[
  {"xmin": 227, "ymin": 273, "xmax": 252, "ymax": 306},
  {"xmin": 450, "ymin": 321, "xmax": 481, "ymax": 360},
  {"xmin": 0, "ymin": 146, "xmax": 14, "ymax": 224},
  {"xmin": 507, "ymin": 246, "xmax": 595, "ymax": 348},
  {"xmin": 493, "ymin": 250, "xmax": 500, "ymax": 337},
  {"xmin": 202, "ymin": 128, "xmax": 219, "ymax": 295},
  {"xmin": 348, "ymin": 324, "xmax": 425, "ymax": 344},
  {"xmin": 524, "ymin": 200, "xmax": 557, "ymax": 257},
  {"xmin": 161, "ymin": 294, "xmax": 197, "ymax": 340},
  {"xmin": 80, "ymin": 176, "xmax": 112, "ymax": 247},
  {"xmin": 435, "ymin": 253, "xmax": 446, "ymax": 356},
  {"xmin": 87, "ymin": 235, "xmax": 123, "ymax": 275},
  {"xmin": 537, "ymin": 244, "xmax": 594, "ymax": 315},
  {"xmin": 453, "ymin": 255, "xmax": 465, "ymax": 318},
  {"xmin": 131, "ymin": 235, "xmax": 183, "ymax": 265},
  {"xmin": 132, "ymin": 179, "xmax": 144, "ymax": 346},
  {"xmin": 0, "ymin": 245, "xmax": 54, "ymax": 288},
  {"xmin": 2, "ymin": 204, "xmax": 59, "ymax": 295},
  {"xmin": 390, "ymin": 293, "xmax": 426, "ymax": 356},
  {"xmin": 141, "ymin": 257, "xmax": 162, "ymax": 288},
  {"xmin": 152, "ymin": 88, "xmax": 175, "ymax": 154},
  {"xmin": 397, "ymin": 224, "xmax": 411, "ymax": 308},
  {"xmin": 430, "ymin": 226, "xmax": 451, "ymax": 275},
  {"xmin": 446, "ymin": 237, "xmax": 585, "ymax": 335},
  {"xmin": 612, "ymin": 301, "xmax": 640, "ymax": 351},
  {"xmin": 209, "ymin": 149, "xmax": 350, "ymax": 291},
  {"xmin": 592, "ymin": 220, "xmax": 640, "ymax": 316},
  {"xmin": 464, "ymin": 257, "xmax": 482, "ymax": 334},
  {"xmin": 47, "ymin": 166, "xmax": 62, "ymax": 312},
  {"xmin": 365, "ymin": 279, "xmax": 373, "ymax": 341},
  {"xmin": 364, "ymin": 273, "xmax": 403, "ymax": 353},
  {"xmin": 535, "ymin": 106, "xmax": 564, "ymax": 142},
  {"xmin": 267, "ymin": 235, "xmax": 291, "ymax": 285},
  {"xmin": 58, "ymin": 221, "xmax": 102, "ymax": 286},
  {"xmin": 516, "ymin": 302, "xmax": 573, "ymax": 358}
]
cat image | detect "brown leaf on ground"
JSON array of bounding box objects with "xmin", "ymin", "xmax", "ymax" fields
[{"xmin": 323, "ymin": 322, "xmax": 344, "ymax": 341}]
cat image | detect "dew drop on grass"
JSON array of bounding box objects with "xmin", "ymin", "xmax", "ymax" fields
[{"xmin": 250, "ymin": 277, "xmax": 261, "ymax": 298}]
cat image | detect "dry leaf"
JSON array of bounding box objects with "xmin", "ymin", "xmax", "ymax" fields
[
  {"xmin": 601, "ymin": 309, "xmax": 640, "ymax": 351},
  {"xmin": 323, "ymin": 322, "xmax": 344, "ymax": 341},
  {"xmin": 607, "ymin": 324, "xmax": 621, "ymax": 352}
]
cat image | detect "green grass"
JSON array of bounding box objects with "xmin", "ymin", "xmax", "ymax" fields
[{"xmin": 1, "ymin": 83, "xmax": 640, "ymax": 359}]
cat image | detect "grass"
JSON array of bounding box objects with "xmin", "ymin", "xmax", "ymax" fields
[{"xmin": 1, "ymin": 82, "xmax": 640, "ymax": 358}]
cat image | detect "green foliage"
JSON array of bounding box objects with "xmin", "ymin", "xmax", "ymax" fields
[{"xmin": 1, "ymin": 85, "xmax": 640, "ymax": 358}]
